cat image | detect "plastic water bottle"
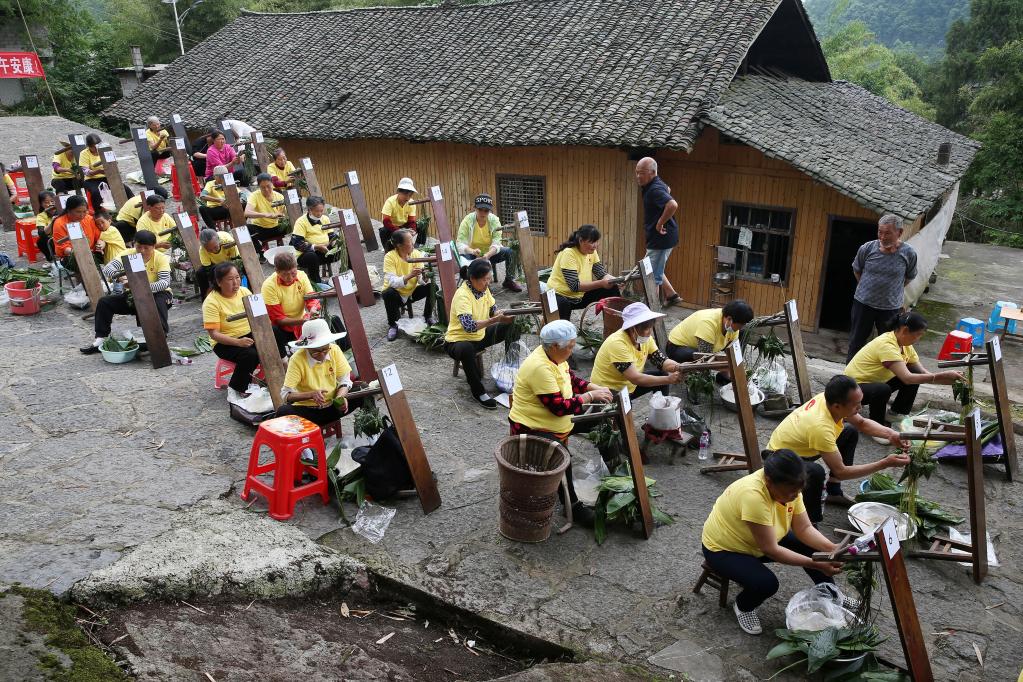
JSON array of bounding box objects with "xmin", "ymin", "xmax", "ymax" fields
[
  {"xmin": 698, "ymin": 430, "xmax": 711, "ymax": 461},
  {"xmin": 846, "ymin": 534, "xmax": 876, "ymax": 556}
]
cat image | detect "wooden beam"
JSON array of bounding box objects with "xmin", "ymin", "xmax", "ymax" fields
[
  {"xmin": 67, "ymin": 133, "xmax": 87, "ymax": 159},
  {"xmin": 232, "ymin": 225, "xmax": 265, "ymax": 292},
  {"xmin": 964, "ymin": 409, "xmax": 987, "ymax": 583},
  {"xmin": 515, "ymin": 210, "xmax": 542, "ymax": 304},
  {"xmin": 217, "ymin": 120, "xmax": 237, "ymax": 145},
  {"xmin": 699, "ymin": 342, "xmax": 763, "ymax": 474},
  {"xmin": 283, "ymin": 188, "xmax": 303, "ymax": 226},
  {"xmin": 541, "ymin": 288, "xmax": 560, "ymax": 325},
  {"xmin": 784, "ymin": 299, "xmax": 812, "ymax": 404},
  {"xmin": 243, "ymin": 293, "xmax": 286, "ymax": 411},
  {"xmin": 129, "ymin": 126, "xmax": 160, "ymax": 191},
  {"xmin": 19, "ymin": 155, "xmax": 45, "ymax": 215},
  {"xmin": 67, "ymin": 222, "xmax": 104, "ymax": 312},
  {"xmin": 96, "ymin": 146, "xmax": 128, "ymax": 210},
  {"xmin": 427, "ymin": 186, "xmax": 458, "ymax": 323},
  {"xmin": 121, "ymin": 252, "xmax": 171, "ymax": 369},
  {"xmin": 615, "ymin": 389, "xmax": 655, "ymax": 538},
  {"xmin": 217, "ymin": 170, "xmax": 246, "ymax": 228},
  {"xmin": 340, "ymin": 170, "xmax": 379, "ymax": 251},
  {"xmin": 340, "ymin": 208, "xmax": 376, "ymax": 308},
  {"xmin": 170, "ymin": 212, "xmax": 203, "ymax": 274},
  {"xmin": 330, "ymin": 271, "xmax": 377, "ymax": 383},
  {"xmin": 377, "ymin": 363, "xmax": 442, "ymax": 514},
  {"xmin": 297, "ymin": 158, "xmax": 322, "ymax": 198},
  {"xmin": 985, "ymin": 337, "xmax": 1018, "ymax": 481},
  {"xmin": 169, "ymin": 138, "xmax": 198, "ymax": 218},
  {"xmin": 169, "ymin": 113, "xmax": 191, "ymax": 154},
  {"xmin": 638, "ymin": 256, "xmax": 668, "ymax": 348},
  {"xmin": 250, "ymin": 130, "xmax": 270, "ymax": 171}
]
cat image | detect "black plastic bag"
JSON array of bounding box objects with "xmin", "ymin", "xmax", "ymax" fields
[{"xmin": 351, "ymin": 424, "xmax": 414, "ymax": 500}]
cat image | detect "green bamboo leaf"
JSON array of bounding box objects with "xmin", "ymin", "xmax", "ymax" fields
[
  {"xmin": 605, "ymin": 492, "xmax": 635, "ymax": 516},
  {"xmin": 766, "ymin": 641, "xmax": 806, "ymax": 660},
  {"xmin": 807, "ymin": 628, "xmax": 840, "ymax": 673}
]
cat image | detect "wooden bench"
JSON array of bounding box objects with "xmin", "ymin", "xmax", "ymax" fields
[{"xmin": 693, "ymin": 561, "xmax": 730, "ymax": 608}]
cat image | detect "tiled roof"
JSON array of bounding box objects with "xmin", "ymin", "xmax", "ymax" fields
[
  {"xmin": 703, "ymin": 75, "xmax": 980, "ymax": 219},
  {"xmin": 104, "ymin": 0, "xmax": 782, "ymax": 149}
]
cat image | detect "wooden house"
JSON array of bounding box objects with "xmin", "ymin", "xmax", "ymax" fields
[{"xmin": 104, "ymin": 0, "xmax": 978, "ymax": 331}]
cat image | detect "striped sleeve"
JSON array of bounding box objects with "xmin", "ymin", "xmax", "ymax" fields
[
  {"xmin": 592, "ymin": 262, "xmax": 607, "ymax": 279},
  {"xmin": 562, "ymin": 268, "xmax": 580, "ymax": 292}
]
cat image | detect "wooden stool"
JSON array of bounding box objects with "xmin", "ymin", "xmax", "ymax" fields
[
  {"xmin": 452, "ymin": 350, "xmax": 485, "ymax": 377},
  {"xmin": 640, "ymin": 423, "xmax": 690, "ymax": 464},
  {"xmin": 693, "ymin": 561, "xmax": 730, "ymax": 608},
  {"xmin": 321, "ymin": 419, "xmax": 342, "ymax": 440}
]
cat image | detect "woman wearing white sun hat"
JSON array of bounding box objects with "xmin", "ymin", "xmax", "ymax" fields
[{"xmin": 590, "ymin": 302, "xmax": 684, "ymax": 398}]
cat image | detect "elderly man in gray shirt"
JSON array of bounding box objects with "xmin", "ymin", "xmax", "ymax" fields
[{"xmin": 846, "ymin": 214, "xmax": 918, "ymax": 362}]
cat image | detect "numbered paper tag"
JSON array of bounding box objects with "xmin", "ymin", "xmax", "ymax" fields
[
  {"xmin": 342, "ymin": 208, "xmax": 357, "ymax": 226},
  {"xmin": 620, "ymin": 387, "xmax": 632, "ymax": 414},
  {"xmin": 222, "ymin": 174, "xmax": 235, "ymax": 186},
  {"xmin": 880, "ymin": 517, "xmax": 900, "ymax": 558},
  {"xmin": 172, "ymin": 114, "xmax": 182, "ymax": 123},
  {"xmin": 286, "ymin": 189, "xmax": 299, "ymax": 204},
  {"xmin": 221, "ymin": 120, "xmax": 232, "ymax": 131},
  {"xmin": 972, "ymin": 408, "xmax": 982, "ymax": 435},
  {"xmin": 178, "ymin": 213, "xmax": 192, "ymax": 228},
  {"xmin": 142, "ymin": 189, "xmax": 154, "ymax": 201},
  {"xmin": 545, "ymin": 288, "xmax": 557, "ymax": 312},
  {"xmin": 67, "ymin": 222, "xmax": 84, "ymax": 240},
  {"xmin": 431, "ymin": 186, "xmax": 442, "ymax": 201},
  {"xmin": 301, "ymin": 158, "xmax": 312, "ymax": 171},
  {"xmin": 248, "ymin": 294, "xmax": 267, "ymax": 317},
  {"xmin": 58, "ymin": 194, "xmax": 69, "ymax": 209},
  {"xmin": 136, "ymin": 128, "xmax": 146, "ymax": 139},
  {"xmin": 348, "ymin": 170, "xmax": 359, "ymax": 185},
  {"xmin": 731, "ymin": 339, "xmax": 743, "ymax": 365},
  {"xmin": 439, "ymin": 242, "xmax": 452, "ymax": 262},
  {"xmin": 253, "ymin": 132, "xmax": 264, "ymax": 143},
  {"xmin": 381, "ymin": 364, "xmax": 403, "ymax": 395},
  {"xmin": 641, "ymin": 257, "xmax": 652, "ymax": 275},
  {"xmin": 339, "ymin": 271, "xmax": 355, "ymax": 296},
  {"xmin": 235, "ymin": 226, "xmax": 251, "ymax": 244},
  {"xmin": 127, "ymin": 252, "xmax": 146, "ymax": 273},
  {"xmin": 516, "ymin": 210, "xmax": 529, "ymax": 227},
  {"xmin": 786, "ymin": 299, "xmax": 799, "ymax": 323},
  {"xmin": 174, "ymin": 138, "xmax": 185, "ymax": 150},
  {"xmin": 990, "ymin": 336, "xmax": 1001, "ymax": 361},
  {"xmin": 103, "ymin": 150, "xmax": 115, "ymax": 163},
  {"xmin": 73, "ymin": 135, "xmax": 85, "ymax": 146},
  {"xmin": 26, "ymin": 156, "xmax": 38, "ymax": 169}
]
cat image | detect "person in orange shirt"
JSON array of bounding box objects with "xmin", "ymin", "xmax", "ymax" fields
[{"xmin": 50, "ymin": 195, "xmax": 99, "ymax": 259}]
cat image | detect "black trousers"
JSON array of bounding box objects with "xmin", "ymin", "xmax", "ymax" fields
[
  {"xmin": 297, "ymin": 249, "xmax": 331, "ymax": 285},
  {"xmin": 151, "ymin": 149, "xmax": 172, "ymax": 165},
  {"xmin": 847, "ymin": 300, "xmax": 900, "ymax": 362},
  {"xmin": 212, "ymin": 335, "xmax": 261, "ymax": 392},
  {"xmin": 802, "ymin": 424, "xmax": 858, "ymax": 523},
  {"xmin": 383, "ymin": 284, "xmax": 433, "ymax": 326},
  {"xmin": 379, "ymin": 225, "xmax": 426, "ymax": 253},
  {"xmin": 444, "ymin": 323, "xmax": 511, "ymax": 398},
  {"xmin": 196, "ymin": 264, "xmax": 215, "ymax": 298},
  {"xmin": 665, "ymin": 342, "xmax": 696, "ymax": 363},
  {"xmin": 630, "ymin": 369, "xmax": 668, "ymax": 400},
  {"xmin": 94, "ymin": 290, "xmax": 171, "ymax": 338},
  {"xmin": 247, "ymin": 223, "xmax": 286, "ymax": 252},
  {"xmin": 113, "ymin": 219, "xmax": 137, "ymax": 243},
  {"xmin": 271, "ymin": 325, "xmax": 293, "ymax": 356},
  {"xmin": 702, "ymin": 533, "xmax": 833, "ymax": 611},
  {"xmin": 859, "ymin": 377, "xmax": 918, "ymax": 424},
  {"xmin": 554, "ymin": 286, "xmax": 621, "ymax": 324},
  {"xmin": 276, "ymin": 394, "xmax": 365, "ymax": 426},
  {"xmin": 199, "ymin": 205, "xmax": 231, "ymax": 230},
  {"xmin": 82, "ymin": 178, "xmax": 106, "ymax": 212},
  {"xmin": 36, "ymin": 226, "xmax": 54, "ymax": 262},
  {"xmin": 51, "ymin": 178, "xmax": 75, "ymax": 194}
]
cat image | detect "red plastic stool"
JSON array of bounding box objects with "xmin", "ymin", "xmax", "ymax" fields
[
  {"xmin": 214, "ymin": 358, "xmax": 264, "ymax": 389},
  {"xmin": 241, "ymin": 415, "xmax": 329, "ymax": 520},
  {"xmin": 14, "ymin": 218, "xmax": 43, "ymax": 263},
  {"xmin": 938, "ymin": 330, "xmax": 973, "ymax": 361}
]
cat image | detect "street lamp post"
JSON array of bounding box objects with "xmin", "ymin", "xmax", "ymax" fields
[{"xmin": 162, "ymin": 0, "xmax": 203, "ymax": 56}]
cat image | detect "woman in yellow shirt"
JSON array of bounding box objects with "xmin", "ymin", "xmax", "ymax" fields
[
  {"xmin": 667, "ymin": 300, "xmax": 754, "ymax": 362},
  {"xmin": 291, "ymin": 196, "xmax": 339, "ymax": 284},
  {"xmin": 199, "ymin": 166, "xmax": 231, "ymax": 229},
  {"xmin": 93, "ymin": 210, "xmax": 128, "ymax": 264},
  {"xmin": 444, "ymin": 258, "xmax": 514, "ymax": 409},
  {"xmin": 79, "ymin": 133, "xmax": 107, "ymax": 212},
  {"xmin": 134, "ymin": 194, "xmax": 174, "ymax": 249},
  {"xmin": 546, "ymin": 225, "xmax": 620, "ymax": 322},
  {"xmin": 51, "ymin": 147, "xmax": 76, "ymax": 193},
  {"xmin": 243, "ymin": 172, "xmax": 286, "ymax": 253},
  {"xmin": 845, "ymin": 312, "xmax": 962, "ymax": 426},
  {"xmin": 196, "ymin": 229, "xmax": 239, "ymax": 297},
  {"xmin": 145, "ymin": 116, "xmax": 171, "ymax": 164},
  {"xmin": 383, "ymin": 229, "xmax": 435, "ymax": 341},
  {"xmin": 701, "ymin": 449, "xmax": 842, "ymax": 635},
  {"xmin": 35, "ymin": 190, "xmax": 58, "ymax": 262},
  {"xmin": 509, "ymin": 320, "xmax": 613, "ymax": 524},
  {"xmin": 590, "ymin": 302, "xmax": 683, "ymax": 398},
  {"xmin": 202, "ymin": 261, "xmax": 259, "ymax": 405},
  {"xmin": 2, "ymin": 165, "xmax": 16, "ymax": 206},
  {"xmin": 379, "ymin": 177, "xmax": 419, "ymax": 251},
  {"xmin": 266, "ymin": 148, "xmax": 295, "ymax": 189}
]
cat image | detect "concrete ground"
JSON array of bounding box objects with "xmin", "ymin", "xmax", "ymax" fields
[{"xmin": 2, "ymin": 115, "xmax": 1022, "ymax": 680}]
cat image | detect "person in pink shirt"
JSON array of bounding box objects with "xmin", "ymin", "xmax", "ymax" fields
[{"xmin": 204, "ymin": 130, "xmax": 250, "ymax": 185}]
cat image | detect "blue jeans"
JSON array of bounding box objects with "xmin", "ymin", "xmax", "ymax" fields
[{"xmin": 644, "ymin": 247, "xmax": 673, "ymax": 286}]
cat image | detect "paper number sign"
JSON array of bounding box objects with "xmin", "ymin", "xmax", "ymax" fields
[
  {"xmin": 348, "ymin": 170, "xmax": 359, "ymax": 185},
  {"xmin": 172, "ymin": 114, "xmax": 182, "ymax": 123},
  {"xmin": 990, "ymin": 336, "xmax": 1001, "ymax": 361},
  {"xmin": 74, "ymin": 135, "xmax": 85, "ymax": 145},
  {"xmin": 26, "ymin": 156, "xmax": 38, "ymax": 169},
  {"xmin": 58, "ymin": 194, "xmax": 69, "ymax": 209},
  {"xmin": 545, "ymin": 288, "xmax": 557, "ymax": 312},
  {"xmin": 880, "ymin": 517, "xmax": 900, "ymax": 558},
  {"xmin": 381, "ymin": 364, "xmax": 403, "ymax": 395},
  {"xmin": 174, "ymin": 138, "xmax": 185, "ymax": 150},
  {"xmin": 641, "ymin": 257, "xmax": 653, "ymax": 275},
  {"xmin": 517, "ymin": 210, "xmax": 529, "ymax": 227},
  {"xmin": 439, "ymin": 242, "xmax": 452, "ymax": 262},
  {"xmin": 342, "ymin": 208, "xmax": 357, "ymax": 226},
  {"xmin": 235, "ymin": 226, "xmax": 251, "ymax": 244},
  {"xmin": 339, "ymin": 272, "xmax": 355, "ymax": 296},
  {"xmin": 972, "ymin": 408, "xmax": 982, "ymax": 435},
  {"xmin": 248, "ymin": 294, "xmax": 267, "ymax": 317},
  {"xmin": 620, "ymin": 387, "xmax": 632, "ymax": 414},
  {"xmin": 136, "ymin": 128, "xmax": 146, "ymax": 139},
  {"xmin": 178, "ymin": 213, "xmax": 192, "ymax": 228},
  {"xmin": 731, "ymin": 339, "xmax": 743, "ymax": 365},
  {"xmin": 301, "ymin": 158, "xmax": 312, "ymax": 170},
  {"xmin": 127, "ymin": 253, "xmax": 146, "ymax": 273},
  {"xmin": 103, "ymin": 151, "xmax": 115, "ymax": 163},
  {"xmin": 431, "ymin": 186, "xmax": 442, "ymax": 201},
  {"xmin": 67, "ymin": 222, "xmax": 84, "ymax": 240},
  {"xmin": 222, "ymin": 174, "xmax": 235, "ymax": 186},
  {"xmin": 786, "ymin": 299, "xmax": 799, "ymax": 322},
  {"xmin": 283, "ymin": 189, "xmax": 297, "ymax": 205},
  {"xmin": 254, "ymin": 132, "xmax": 264, "ymax": 143}
]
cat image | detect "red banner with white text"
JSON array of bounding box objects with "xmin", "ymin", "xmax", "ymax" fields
[{"xmin": 0, "ymin": 52, "xmax": 45, "ymax": 79}]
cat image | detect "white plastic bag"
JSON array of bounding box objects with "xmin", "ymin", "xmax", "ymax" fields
[
  {"xmin": 351, "ymin": 502, "xmax": 395, "ymax": 543},
  {"xmin": 98, "ymin": 182, "xmax": 114, "ymax": 209},
  {"xmin": 236, "ymin": 386, "xmax": 274, "ymax": 414},
  {"xmin": 396, "ymin": 316, "xmax": 428, "ymax": 337},
  {"xmin": 64, "ymin": 284, "xmax": 90, "ymax": 309},
  {"xmin": 572, "ymin": 448, "xmax": 610, "ymax": 506},
  {"xmin": 491, "ymin": 340, "xmax": 531, "ymax": 394},
  {"xmin": 647, "ymin": 392, "xmax": 682, "ymax": 430},
  {"xmin": 752, "ymin": 359, "xmax": 788, "ymax": 396},
  {"xmin": 785, "ymin": 583, "xmax": 854, "ymax": 631}
]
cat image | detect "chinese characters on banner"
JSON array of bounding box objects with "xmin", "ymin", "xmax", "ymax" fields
[{"xmin": 0, "ymin": 53, "xmax": 45, "ymax": 79}]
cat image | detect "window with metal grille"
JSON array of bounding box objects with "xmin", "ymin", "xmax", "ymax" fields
[
  {"xmin": 721, "ymin": 203, "xmax": 795, "ymax": 284},
  {"xmin": 496, "ymin": 174, "xmax": 547, "ymax": 236}
]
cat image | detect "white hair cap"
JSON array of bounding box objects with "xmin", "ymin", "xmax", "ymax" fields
[{"xmin": 540, "ymin": 320, "xmax": 577, "ymax": 344}]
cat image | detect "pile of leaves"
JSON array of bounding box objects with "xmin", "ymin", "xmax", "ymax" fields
[
  {"xmin": 576, "ymin": 327, "xmax": 604, "ymax": 355},
  {"xmin": 584, "ymin": 420, "xmax": 624, "ymax": 470},
  {"xmin": 169, "ymin": 334, "xmax": 214, "ymax": 357},
  {"xmin": 766, "ymin": 625, "xmax": 899, "ymax": 680},
  {"xmin": 897, "ymin": 438, "xmax": 935, "ymax": 522},
  {"xmin": 685, "ymin": 370, "xmax": 715, "ymax": 405},
  {"xmin": 593, "ymin": 465, "xmax": 674, "ymax": 545},
  {"xmin": 855, "ymin": 472, "xmax": 964, "ymax": 539},
  {"xmin": 101, "ymin": 336, "xmax": 138, "ymax": 352},
  {"xmin": 414, "ymin": 324, "xmax": 446, "ymax": 349},
  {"xmin": 353, "ymin": 402, "xmax": 387, "ymax": 439}
]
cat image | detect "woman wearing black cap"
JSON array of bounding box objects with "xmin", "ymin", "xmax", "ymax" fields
[{"xmin": 455, "ymin": 193, "xmax": 522, "ymax": 292}]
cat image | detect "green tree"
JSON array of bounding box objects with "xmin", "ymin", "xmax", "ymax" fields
[{"xmin": 821, "ymin": 21, "xmax": 935, "ymax": 119}]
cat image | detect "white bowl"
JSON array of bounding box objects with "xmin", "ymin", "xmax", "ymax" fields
[
  {"xmin": 848, "ymin": 502, "xmax": 917, "ymax": 541},
  {"xmin": 263, "ymin": 245, "xmax": 296, "ymax": 264},
  {"xmin": 719, "ymin": 382, "xmax": 765, "ymax": 412}
]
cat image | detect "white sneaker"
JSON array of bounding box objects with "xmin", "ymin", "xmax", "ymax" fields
[
  {"xmin": 227, "ymin": 388, "xmax": 248, "ymax": 406},
  {"xmin": 733, "ymin": 601, "xmax": 762, "ymax": 635}
]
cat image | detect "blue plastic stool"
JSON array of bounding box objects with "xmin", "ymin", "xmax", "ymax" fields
[
  {"xmin": 986, "ymin": 301, "xmax": 1020, "ymax": 334},
  {"xmin": 956, "ymin": 317, "xmax": 985, "ymax": 347}
]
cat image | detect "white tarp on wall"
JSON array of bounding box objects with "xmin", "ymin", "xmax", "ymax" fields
[{"xmin": 905, "ymin": 182, "xmax": 959, "ymax": 306}]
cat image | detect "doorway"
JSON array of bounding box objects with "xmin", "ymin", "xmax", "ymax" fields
[{"xmin": 818, "ymin": 217, "xmax": 877, "ymax": 331}]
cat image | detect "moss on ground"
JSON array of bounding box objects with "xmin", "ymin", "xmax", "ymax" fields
[{"xmin": 12, "ymin": 586, "xmax": 128, "ymax": 682}]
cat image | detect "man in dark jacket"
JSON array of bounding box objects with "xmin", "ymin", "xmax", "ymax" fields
[{"xmin": 635, "ymin": 157, "xmax": 682, "ymax": 307}]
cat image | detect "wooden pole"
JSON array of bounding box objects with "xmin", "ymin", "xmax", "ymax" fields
[
  {"xmin": 297, "ymin": 158, "xmax": 322, "ymax": 198},
  {"xmin": 339, "ymin": 170, "xmax": 379, "ymax": 251},
  {"xmin": 377, "ymin": 364, "xmax": 442, "ymax": 513},
  {"xmin": 985, "ymin": 337, "xmax": 1018, "ymax": 481},
  {"xmin": 130, "ymin": 126, "xmax": 160, "ymax": 191},
  {"xmin": 784, "ymin": 299, "xmax": 812, "ymax": 405},
  {"xmin": 340, "ymin": 208, "xmax": 376, "ymax": 308},
  {"xmin": 217, "ymin": 170, "xmax": 246, "ymax": 228},
  {"xmin": 699, "ymin": 342, "xmax": 763, "ymax": 474},
  {"xmin": 638, "ymin": 256, "xmax": 668, "ymax": 348},
  {"xmin": 217, "ymin": 120, "xmax": 237, "ymax": 145},
  {"xmin": 250, "ymin": 130, "xmax": 270, "ymax": 171},
  {"xmin": 169, "ymin": 113, "xmax": 191, "ymax": 155},
  {"xmin": 232, "ymin": 225, "xmax": 265, "ymax": 292},
  {"xmin": 96, "ymin": 146, "xmax": 128, "ymax": 210},
  {"xmin": 121, "ymin": 252, "xmax": 171, "ymax": 369},
  {"xmin": 19, "ymin": 155, "xmax": 45, "ymax": 215},
  {"xmin": 615, "ymin": 389, "xmax": 655, "ymax": 538},
  {"xmin": 330, "ymin": 271, "xmax": 377, "ymax": 383},
  {"xmin": 515, "ymin": 210, "xmax": 542, "ymax": 303},
  {"xmin": 541, "ymin": 288, "xmax": 560, "ymax": 325},
  {"xmin": 964, "ymin": 408, "xmax": 988, "ymax": 583},
  {"xmin": 169, "ymin": 138, "xmax": 198, "ymax": 218},
  {"xmin": 243, "ymin": 293, "xmax": 286, "ymax": 410},
  {"xmin": 283, "ymin": 188, "xmax": 303, "ymax": 226},
  {"xmin": 66, "ymin": 222, "xmax": 104, "ymax": 312},
  {"xmin": 67, "ymin": 133, "xmax": 87, "ymax": 159},
  {"xmin": 170, "ymin": 212, "xmax": 203, "ymax": 275},
  {"xmin": 427, "ymin": 186, "xmax": 458, "ymax": 323}
]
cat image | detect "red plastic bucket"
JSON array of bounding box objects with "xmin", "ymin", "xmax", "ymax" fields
[{"xmin": 5, "ymin": 281, "xmax": 42, "ymax": 315}]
